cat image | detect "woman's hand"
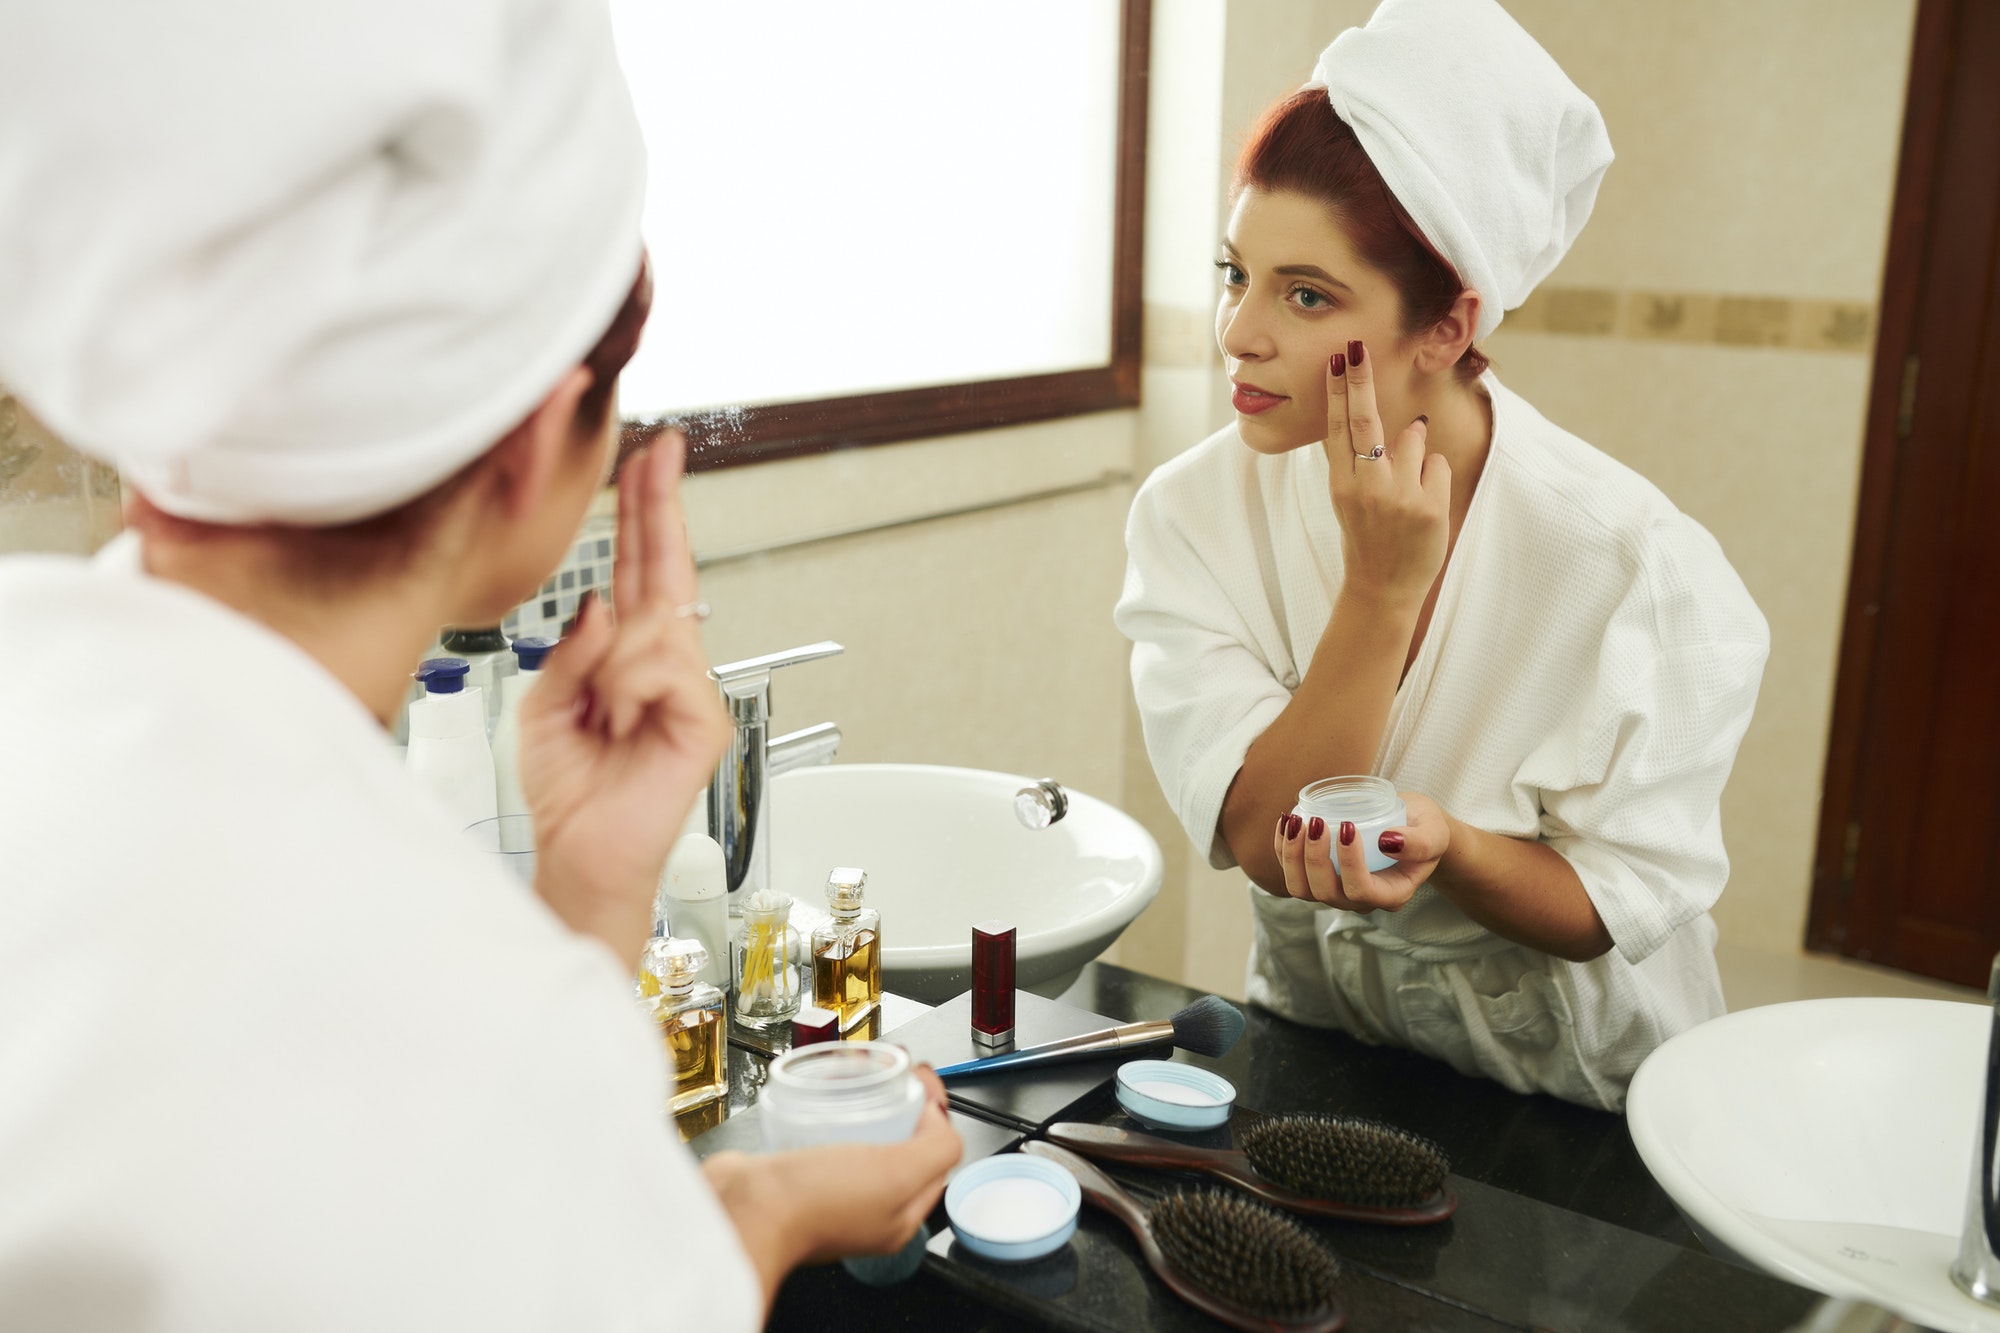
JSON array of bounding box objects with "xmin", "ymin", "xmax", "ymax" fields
[
  {"xmin": 1271, "ymin": 791, "xmax": 1451, "ymax": 912},
  {"xmin": 519, "ymin": 429, "xmax": 732, "ymax": 969},
  {"xmin": 1323, "ymin": 340, "xmax": 1451, "ymax": 608},
  {"xmin": 703, "ymin": 1066, "xmax": 962, "ymax": 1309}
]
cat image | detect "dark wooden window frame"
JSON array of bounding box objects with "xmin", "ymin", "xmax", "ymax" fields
[{"xmin": 620, "ymin": 0, "xmax": 1150, "ymax": 477}]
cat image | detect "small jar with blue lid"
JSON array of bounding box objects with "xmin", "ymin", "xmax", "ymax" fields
[{"xmin": 1295, "ymin": 775, "xmax": 1407, "ymax": 875}]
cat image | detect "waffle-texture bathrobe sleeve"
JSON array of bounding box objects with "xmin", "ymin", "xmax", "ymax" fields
[
  {"xmin": 1118, "ymin": 473, "xmax": 1296, "ymax": 873},
  {"xmin": 1523, "ymin": 522, "xmax": 1770, "ymax": 963}
]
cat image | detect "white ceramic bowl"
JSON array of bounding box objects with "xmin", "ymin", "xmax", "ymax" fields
[
  {"xmin": 1628, "ymin": 997, "xmax": 1994, "ymax": 1332},
  {"xmin": 769, "ymin": 764, "xmax": 1163, "ymax": 1004}
]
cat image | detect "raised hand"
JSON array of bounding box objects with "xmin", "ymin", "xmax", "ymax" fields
[
  {"xmin": 518, "ymin": 429, "xmax": 732, "ymax": 968},
  {"xmin": 1323, "ymin": 339, "xmax": 1451, "ymax": 609}
]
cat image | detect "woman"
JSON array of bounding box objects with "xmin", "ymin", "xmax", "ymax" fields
[
  {"xmin": 0, "ymin": 2, "xmax": 956, "ymax": 1328},
  {"xmin": 1117, "ymin": 0, "xmax": 1768, "ymax": 1111}
]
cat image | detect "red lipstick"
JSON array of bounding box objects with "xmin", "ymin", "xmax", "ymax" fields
[{"xmin": 1230, "ymin": 381, "xmax": 1287, "ymax": 415}]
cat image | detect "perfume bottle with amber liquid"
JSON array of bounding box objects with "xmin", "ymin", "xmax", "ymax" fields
[
  {"xmin": 640, "ymin": 935, "xmax": 727, "ymax": 1113},
  {"xmin": 811, "ymin": 867, "xmax": 881, "ymax": 1032}
]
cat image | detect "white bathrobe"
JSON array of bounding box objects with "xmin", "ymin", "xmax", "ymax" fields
[
  {"xmin": 1117, "ymin": 376, "xmax": 1769, "ymax": 1110},
  {"xmin": 0, "ymin": 537, "xmax": 760, "ymax": 1331}
]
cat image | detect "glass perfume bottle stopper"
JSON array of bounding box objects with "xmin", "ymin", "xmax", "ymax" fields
[
  {"xmin": 826, "ymin": 866, "xmax": 868, "ymax": 911},
  {"xmin": 659, "ymin": 936, "xmax": 708, "ymax": 988}
]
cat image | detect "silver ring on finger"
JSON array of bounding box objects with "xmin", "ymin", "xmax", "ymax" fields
[
  {"xmin": 673, "ymin": 600, "xmax": 712, "ymax": 621},
  {"xmin": 1352, "ymin": 445, "xmax": 1385, "ymax": 460}
]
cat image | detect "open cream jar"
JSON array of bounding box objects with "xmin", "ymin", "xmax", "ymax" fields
[{"xmin": 1294, "ymin": 776, "xmax": 1406, "ymax": 875}]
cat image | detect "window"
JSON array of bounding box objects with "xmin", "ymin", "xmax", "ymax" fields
[{"xmin": 607, "ymin": 0, "xmax": 1148, "ymax": 472}]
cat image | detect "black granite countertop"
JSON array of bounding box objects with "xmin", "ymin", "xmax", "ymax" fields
[{"xmin": 696, "ymin": 963, "xmax": 1835, "ymax": 1332}]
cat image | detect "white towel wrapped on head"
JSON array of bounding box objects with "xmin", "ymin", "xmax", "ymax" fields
[
  {"xmin": 1308, "ymin": 0, "xmax": 1613, "ymax": 340},
  {"xmin": 0, "ymin": 0, "xmax": 646, "ymax": 525}
]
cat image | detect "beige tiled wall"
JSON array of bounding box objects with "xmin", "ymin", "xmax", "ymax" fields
[
  {"xmin": 1479, "ymin": 0, "xmax": 1917, "ymax": 955},
  {"xmin": 679, "ymin": 413, "xmax": 1137, "ymax": 802}
]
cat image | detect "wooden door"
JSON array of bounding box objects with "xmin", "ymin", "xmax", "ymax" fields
[{"xmin": 1807, "ymin": 0, "xmax": 2000, "ymax": 988}]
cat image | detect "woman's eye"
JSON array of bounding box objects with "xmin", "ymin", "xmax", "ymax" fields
[
  {"xmin": 1290, "ymin": 285, "xmax": 1334, "ymax": 311},
  {"xmin": 1214, "ymin": 260, "xmax": 1245, "ymax": 286}
]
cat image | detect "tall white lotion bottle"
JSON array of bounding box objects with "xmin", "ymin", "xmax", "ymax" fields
[
  {"xmin": 406, "ymin": 658, "xmax": 498, "ymax": 831},
  {"xmin": 490, "ymin": 636, "xmax": 554, "ymax": 820}
]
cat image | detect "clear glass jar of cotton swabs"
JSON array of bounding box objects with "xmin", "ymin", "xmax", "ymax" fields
[
  {"xmin": 1295, "ymin": 776, "xmax": 1407, "ymax": 875},
  {"xmin": 731, "ymin": 889, "xmax": 801, "ymax": 1028}
]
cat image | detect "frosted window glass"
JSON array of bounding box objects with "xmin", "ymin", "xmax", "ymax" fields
[{"xmin": 608, "ymin": 2, "xmax": 1123, "ymax": 418}]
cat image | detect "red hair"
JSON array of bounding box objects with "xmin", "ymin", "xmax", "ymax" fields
[{"xmin": 1236, "ymin": 90, "xmax": 1488, "ymax": 382}]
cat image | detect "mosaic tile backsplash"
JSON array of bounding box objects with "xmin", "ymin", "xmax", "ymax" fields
[{"xmin": 502, "ymin": 511, "xmax": 616, "ymax": 642}]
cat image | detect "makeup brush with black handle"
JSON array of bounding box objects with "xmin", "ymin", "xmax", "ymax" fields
[{"xmin": 935, "ymin": 994, "xmax": 1245, "ymax": 1078}]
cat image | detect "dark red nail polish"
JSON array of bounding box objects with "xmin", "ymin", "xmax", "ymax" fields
[
  {"xmin": 1339, "ymin": 820, "xmax": 1356, "ymax": 847},
  {"xmin": 1348, "ymin": 339, "xmax": 1364, "ymax": 367},
  {"xmin": 1379, "ymin": 830, "xmax": 1406, "ymax": 855},
  {"xmin": 1330, "ymin": 351, "xmax": 1346, "ymax": 377},
  {"xmin": 1287, "ymin": 814, "xmax": 1303, "ymax": 841},
  {"xmin": 1276, "ymin": 814, "xmax": 1289, "ymax": 838},
  {"xmin": 1415, "ymin": 414, "xmax": 1429, "ymax": 426},
  {"xmin": 1307, "ymin": 816, "xmax": 1325, "ymax": 842}
]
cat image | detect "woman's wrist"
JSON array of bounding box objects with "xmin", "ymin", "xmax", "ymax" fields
[
  {"xmin": 1333, "ymin": 577, "xmax": 1427, "ymax": 623},
  {"xmin": 531, "ymin": 856, "xmax": 655, "ymax": 970},
  {"xmin": 1426, "ymin": 809, "xmax": 1473, "ymax": 896}
]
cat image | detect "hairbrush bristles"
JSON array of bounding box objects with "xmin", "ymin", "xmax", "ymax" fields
[
  {"xmin": 1150, "ymin": 1189, "xmax": 1341, "ymax": 1321},
  {"xmin": 1241, "ymin": 1115, "xmax": 1450, "ymax": 1208},
  {"xmin": 1168, "ymin": 994, "xmax": 1246, "ymax": 1059}
]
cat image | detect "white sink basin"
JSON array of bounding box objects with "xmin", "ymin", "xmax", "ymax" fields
[
  {"xmin": 1628, "ymin": 997, "xmax": 2000, "ymax": 1331},
  {"xmin": 768, "ymin": 763, "xmax": 1163, "ymax": 1005}
]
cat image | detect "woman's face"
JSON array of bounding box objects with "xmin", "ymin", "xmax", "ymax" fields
[{"xmin": 1215, "ymin": 187, "xmax": 1419, "ymax": 455}]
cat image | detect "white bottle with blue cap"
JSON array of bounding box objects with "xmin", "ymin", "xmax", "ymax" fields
[
  {"xmin": 406, "ymin": 658, "xmax": 498, "ymax": 832},
  {"xmin": 491, "ymin": 636, "xmax": 553, "ymax": 820}
]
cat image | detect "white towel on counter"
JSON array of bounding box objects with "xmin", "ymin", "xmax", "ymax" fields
[
  {"xmin": 0, "ymin": 0, "xmax": 645, "ymax": 524},
  {"xmin": 1116, "ymin": 376, "xmax": 1768, "ymax": 1110},
  {"xmin": 0, "ymin": 535, "xmax": 762, "ymax": 1332},
  {"xmin": 1307, "ymin": 0, "xmax": 1613, "ymax": 340}
]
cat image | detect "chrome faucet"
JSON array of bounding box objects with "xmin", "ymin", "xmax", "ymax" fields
[
  {"xmin": 1954, "ymin": 954, "xmax": 2000, "ymax": 1306},
  {"xmin": 707, "ymin": 641, "xmax": 844, "ymax": 908}
]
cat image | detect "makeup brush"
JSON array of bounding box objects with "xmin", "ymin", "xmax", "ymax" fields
[
  {"xmin": 935, "ymin": 995, "xmax": 1246, "ymax": 1079},
  {"xmin": 1022, "ymin": 1141, "xmax": 1345, "ymax": 1333},
  {"xmin": 1043, "ymin": 1116, "xmax": 1456, "ymax": 1224}
]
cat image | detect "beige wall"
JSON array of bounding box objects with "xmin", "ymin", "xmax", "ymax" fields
[
  {"xmin": 1484, "ymin": 0, "xmax": 1916, "ymax": 954},
  {"xmin": 679, "ymin": 414, "xmax": 1135, "ymax": 804}
]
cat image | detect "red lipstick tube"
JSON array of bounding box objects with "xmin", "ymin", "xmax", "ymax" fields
[{"xmin": 971, "ymin": 920, "xmax": 1016, "ymax": 1048}]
